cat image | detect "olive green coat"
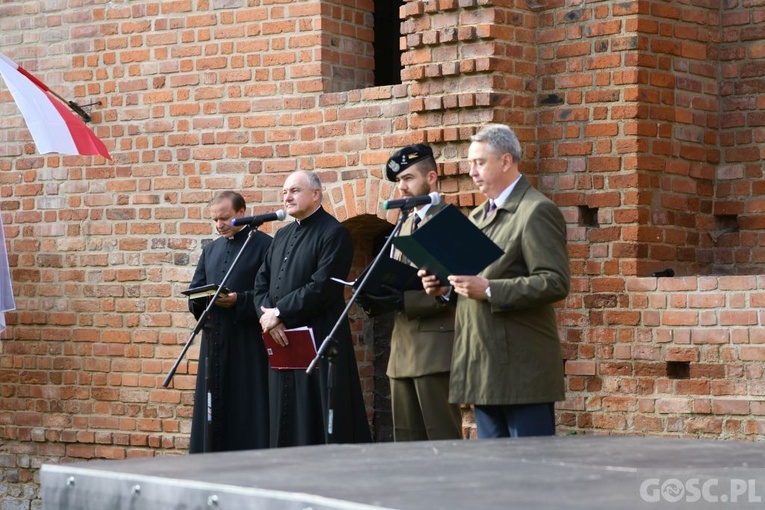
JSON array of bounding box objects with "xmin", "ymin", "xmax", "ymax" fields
[{"xmin": 449, "ymin": 176, "xmax": 569, "ymax": 406}]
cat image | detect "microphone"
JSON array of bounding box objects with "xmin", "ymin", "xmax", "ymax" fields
[
  {"xmin": 231, "ymin": 209, "xmax": 286, "ymax": 227},
  {"xmin": 383, "ymin": 192, "xmax": 440, "ymax": 210},
  {"xmin": 651, "ymin": 268, "xmax": 675, "ymax": 278}
]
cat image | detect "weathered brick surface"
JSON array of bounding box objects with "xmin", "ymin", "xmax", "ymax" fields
[
  {"xmin": 1, "ymin": 0, "xmax": 765, "ymax": 507},
  {"xmin": 560, "ymin": 275, "xmax": 765, "ymax": 438}
]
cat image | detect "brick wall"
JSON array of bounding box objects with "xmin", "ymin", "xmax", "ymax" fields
[
  {"xmin": 709, "ymin": 4, "xmax": 765, "ymax": 271},
  {"xmin": 560, "ymin": 275, "xmax": 765, "ymax": 438},
  {"xmin": 1, "ymin": 0, "xmax": 765, "ymax": 508},
  {"xmin": 537, "ymin": 1, "xmax": 720, "ymax": 278}
]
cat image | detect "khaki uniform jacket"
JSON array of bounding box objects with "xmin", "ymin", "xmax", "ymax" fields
[
  {"xmin": 387, "ymin": 202, "xmax": 456, "ymax": 379},
  {"xmin": 449, "ymin": 176, "xmax": 569, "ymax": 406}
]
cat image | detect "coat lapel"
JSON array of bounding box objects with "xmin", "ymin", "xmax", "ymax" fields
[{"xmin": 472, "ymin": 175, "xmax": 532, "ymax": 229}]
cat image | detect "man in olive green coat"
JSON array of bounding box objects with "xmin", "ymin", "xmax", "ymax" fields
[{"xmin": 421, "ymin": 124, "xmax": 569, "ymax": 438}]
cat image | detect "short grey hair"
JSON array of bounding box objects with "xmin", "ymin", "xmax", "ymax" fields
[
  {"xmin": 471, "ymin": 124, "xmax": 522, "ymax": 163},
  {"xmin": 294, "ymin": 170, "xmax": 323, "ymax": 201}
]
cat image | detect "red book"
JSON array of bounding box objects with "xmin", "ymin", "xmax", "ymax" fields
[{"xmin": 262, "ymin": 327, "xmax": 317, "ymax": 370}]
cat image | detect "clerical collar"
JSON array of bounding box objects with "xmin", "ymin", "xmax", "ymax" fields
[
  {"xmin": 295, "ymin": 205, "xmax": 322, "ymax": 226},
  {"xmin": 229, "ymin": 224, "xmax": 250, "ymax": 241}
]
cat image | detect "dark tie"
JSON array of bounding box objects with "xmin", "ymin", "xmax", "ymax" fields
[
  {"xmin": 486, "ymin": 200, "xmax": 497, "ymax": 219},
  {"xmin": 412, "ymin": 215, "xmax": 421, "ymax": 232}
]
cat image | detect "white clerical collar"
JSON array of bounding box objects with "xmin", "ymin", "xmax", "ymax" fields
[
  {"xmin": 295, "ymin": 205, "xmax": 322, "ymax": 225},
  {"xmin": 492, "ymin": 174, "xmax": 522, "ymax": 208}
]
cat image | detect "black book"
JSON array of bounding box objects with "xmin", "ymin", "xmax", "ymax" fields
[
  {"xmin": 391, "ymin": 204, "xmax": 503, "ymax": 285},
  {"xmin": 332, "ymin": 256, "xmax": 421, "ymax": 294},
  {"xmin": 181, "ymin": 283, "xmax": 230, "ymax": 301}
]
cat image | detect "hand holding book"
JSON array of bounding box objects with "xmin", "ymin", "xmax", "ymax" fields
[
  {"xmin": 181, "ymin": 283, "xmax": 230, "ymax": 301},
  {"xmin": 262, "ymin": 327, "xmax": 317, "ymax": 370}
]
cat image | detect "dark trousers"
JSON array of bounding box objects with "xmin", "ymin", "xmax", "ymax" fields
[{"xmin": 474, "ymin": 402, "xmax": 555, "ymax": 439}]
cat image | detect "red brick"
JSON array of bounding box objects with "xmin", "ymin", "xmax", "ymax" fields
[
  {"xmin": 711, "ymin": 400, "xmax": 750, "ymax": 415},
  {"xmin": 663, "ymin": 346, "xmax": 699, "ymax": 362},
  {"xmin": 662, "ymin": 311, "xmax": 699, "ymax": 326},
  {"xmin": 565, "ymin": 361, "xmax": 596, "ymax": 376},
  {"xmin": 741, "ymin": 346, "xmax": 765, "ymax": 361},
  {"xmin": 691, "ymin": 329, "xmax": 730, "ymax": 344},
  {"xmin": 657, "ymin": 398, "xmax": 693, "ymax": 414}
]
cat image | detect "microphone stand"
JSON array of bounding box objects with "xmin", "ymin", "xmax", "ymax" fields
[
  {"xmin": 307, "ymin": 207, "xmax": 412, "ymax": 444},
  {"xmin": 163, "ymin": 225, "xmax": 260, "ymax": 453}
]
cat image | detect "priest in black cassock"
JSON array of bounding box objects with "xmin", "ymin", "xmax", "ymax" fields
[
  {"xmin": 188, "ymin": 191, "xmax": 272, "ymax": 453},
  {"xmin": 254, "ymin": 171, "xmax": 372, "ymax": 447}
]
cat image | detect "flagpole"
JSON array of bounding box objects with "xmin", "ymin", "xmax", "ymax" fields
[
  {"xmin": 46, "ymin": 88, "xmax": 93, "ymax": 123},
  {"xmin": 11, "ymin": 59, "xmax": 94, "ymax": 123}
]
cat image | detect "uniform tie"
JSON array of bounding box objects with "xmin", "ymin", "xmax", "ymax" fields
[
  {"xmin": 412, "ymin": 214, "xmax": 421, "ymax": 232},
  {"xmin": 486, "ymin": 200, "xmax": 497, "ymax": 219}
]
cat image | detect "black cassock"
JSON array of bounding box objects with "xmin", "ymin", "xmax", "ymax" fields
[
  {"xmin": 188, "ymin": 226, "xmax": 272, "ymax": 453},
  {"xmin": 254, "ymin": 207, "xmax": 371, "ymax": 446}
]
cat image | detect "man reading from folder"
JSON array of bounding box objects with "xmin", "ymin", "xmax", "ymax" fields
[
  {"xmin": 254, "ymin": 171, "xmax": 371, "ymax": 447},
  {"xmin": 187, "ymin": 191, "xmax": 272, "ymax": 453},
  {"xmin": 420, "ymin": 125, "xmax": 570, "ymax": 439},
  {"xmin": 359, "ymin": 144, "xmax": 462, "ymax": 441}
]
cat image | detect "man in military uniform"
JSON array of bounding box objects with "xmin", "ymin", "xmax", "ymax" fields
[{"xmin": 363, "ymin": 144, "xmax": 462, "ymax": 441}]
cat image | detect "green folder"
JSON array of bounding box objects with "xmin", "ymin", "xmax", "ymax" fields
[{"xmin": 391, "ymin": 204, "xmax": 503, "ymax": 285}]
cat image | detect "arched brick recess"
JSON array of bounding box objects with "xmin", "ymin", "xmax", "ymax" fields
[
  {"xmin": 323, "ymin": 177, "xmax": 398, "ymax": 225},
  {"xmin": 321, "ymin": 177, "xmax": 399, "ymax": 441}
]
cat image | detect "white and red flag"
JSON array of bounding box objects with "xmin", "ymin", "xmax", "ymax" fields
[
  {"xmin": 0, "ymin": 213, "xmax": 14, "ymax": 335},
  {"xmin": 0, "ymin": 52, "xmax": 111, "ymax": 160}
]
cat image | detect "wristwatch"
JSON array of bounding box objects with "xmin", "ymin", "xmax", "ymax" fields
[{"xmin": 274, "ymin": 307, "xmax": 281, "ymax": 317}]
